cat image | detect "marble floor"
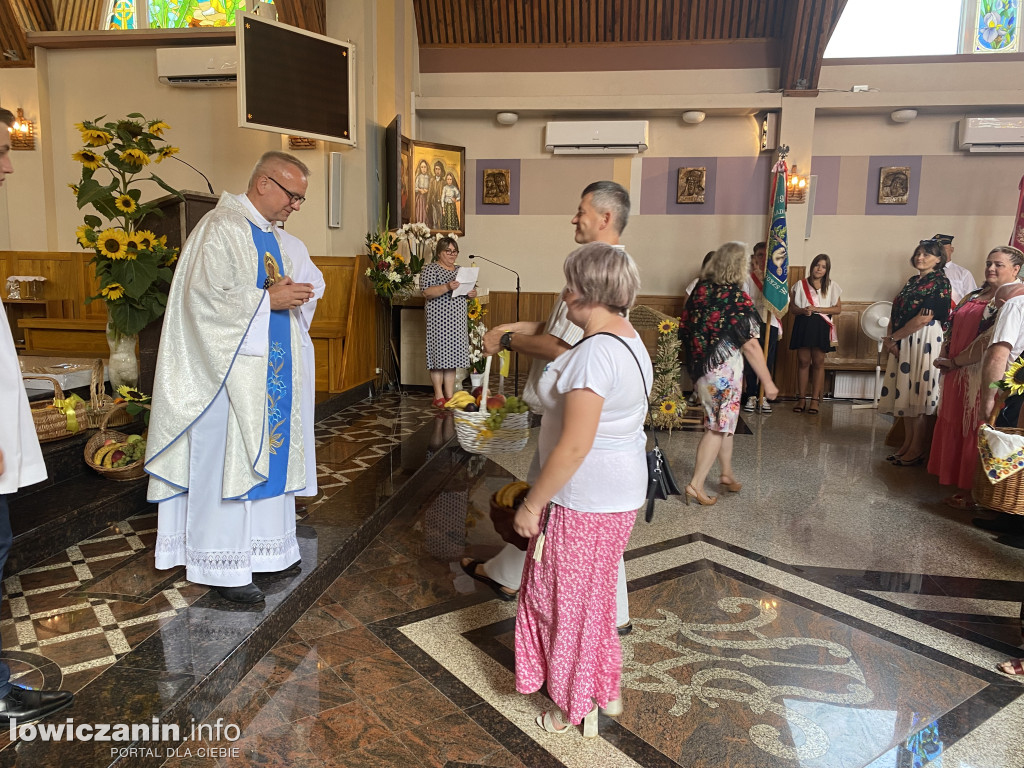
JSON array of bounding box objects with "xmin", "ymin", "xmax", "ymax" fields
[{"xmin": 155, "ymin": 401, "xmax": 1024, "ymax": 768}]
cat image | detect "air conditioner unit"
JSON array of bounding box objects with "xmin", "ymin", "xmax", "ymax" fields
[
  {"xmin": 545, "ymin": 120, "xmax": 649, "ymax": 155},
  {"xmin": 157, "ymin": 46, "xmax": 238, "ymax": 88},
  {"xmin": 958, "ymin": 116, "xmax": 1024, "ymax": 153}
]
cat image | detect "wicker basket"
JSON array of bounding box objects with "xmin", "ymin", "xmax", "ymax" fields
[
  {"xmin": 81, "ymin": 359, "xmax": 133, "ymax": 429},
  {"xmin": 453, "ymin": 356, "xmax": 530, "ymax": 455},
  {"xmin": 972, "ymin": 424, "xmax": 1024, "ymax": 515},
  {"xmin": 23, "ymin": 360, "xmax": 131, "ymax": 443},
  {"xmin": 489, "ymin": 485, "xmax": 531, "ymax": 551},
  {"xmin": 83, "ymin": 403, "xmax": 149, "ymax": 482}
]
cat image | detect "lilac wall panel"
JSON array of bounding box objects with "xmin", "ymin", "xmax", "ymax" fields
[
  {"xmin": 473, "ymin": 159, "xmax": 521, "ymax": 215},
  {"xmin": 716, "ymin": 155, "xmax": 773, "ymax": 215},
  {"xmin": 665, "ymin": 157, "xmax": 718, "ymax": 215},
  {"xmin": 864, "ymin": 155, "xmax": 922, "ymax": 216},
  {"xmin": 639, "ymin": 157, "xmax": 670, "ymax": 215},
  {"xmin": 810, "ymin": 156, "xmax": 841, "ymax": 216}
]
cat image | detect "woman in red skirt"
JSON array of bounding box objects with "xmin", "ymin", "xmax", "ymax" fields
[{"xmin": 512, "ymin": 242, "xmax": 652, "ymax": 738}]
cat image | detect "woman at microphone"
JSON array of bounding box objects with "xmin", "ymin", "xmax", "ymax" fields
[{"xmin": 420, "ymin": 237, "xmax": 477, "ymax": 408}]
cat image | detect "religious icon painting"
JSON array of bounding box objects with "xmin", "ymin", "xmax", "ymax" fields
[
  {"xmin": 878, "ymin": 167, "xmax": 910, "ymax": 205},
  {"xmin": 677, "ymin": 167, "xmax": 706, "ymax": 204},
  {"xmin": 482, "ymin": 169, "xmax": 511, "ymax": 205},
  {"xmin": 410, "ymin": 140, "xmax": 466, "ymax": 236},
  {"xmin": 400, "ymin": 136, "xmax": 413, "ymax": 225}
]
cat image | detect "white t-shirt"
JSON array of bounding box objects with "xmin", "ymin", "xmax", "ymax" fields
[
  {"xmin": 791, "ymin": 280, "xmax": 842, "ymax": 309},
  {"xmin": 945, "ymin": 261, "xmax": 979, "ymax": 305},
  {"xmin": 522, "ymin": 295, "xmax": 584, "ymax": 413},
  {"xmin": 744, "ymin": 275, "xmax": 783, "ymax": 337},
  {"xmin": 536, "ymin": 333, "xmax": 652, "ymax": 513},
  {"xmin": 992, "ymin": 295, "xmax": 1024, "ymax": 359}
]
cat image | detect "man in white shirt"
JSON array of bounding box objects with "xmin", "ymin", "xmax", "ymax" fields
[
  {"xmin": 0, "ymin": 107, "xmax": 74, "ymax": 723},
  {"xmin": 933, "ymin": 234, "xmax": 978, "ymax": 305},
  {"xmin": 471, "ymin": 181, "xmax": 634, "ymax": 634}
]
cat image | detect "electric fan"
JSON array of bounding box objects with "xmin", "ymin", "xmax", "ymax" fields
[{"xmin": 852, "ymin": 300, "xmax": 893, "ymax": 410}]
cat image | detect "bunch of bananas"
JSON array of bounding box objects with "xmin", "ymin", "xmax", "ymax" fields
[
  {"xmin": 494, "ymin": 480, "xmax": 530, "ymax": 509},
  {"xmin": 444, "ymin": 391, "xmax": 476, "ymax": 409},
  {"xmin": 92, "ymin": 434, "xmax": 146, "ymax": 469}
]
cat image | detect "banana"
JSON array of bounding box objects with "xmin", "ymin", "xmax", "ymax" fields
[
  {"xmin": 93, "ymin": 443, "xmax": 119, "ymax": 467},
  {"xmin": 102, "ymin": 442, "xmax": 127, "ymax": 468},
  {"xmin": 496, "ymin": 481, "xmax": 529, "ymax": 507},
  {"xmin": 445, "ymin": 391, "xmax": 476, "ymax": 409}
]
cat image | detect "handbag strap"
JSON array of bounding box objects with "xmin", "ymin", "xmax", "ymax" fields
[{"xmin": 574, "ymin": 331, "xmax": 657, "ymax": 447}]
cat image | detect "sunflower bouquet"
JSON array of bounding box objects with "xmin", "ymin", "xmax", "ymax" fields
[
  {"xmin": 467, "ymin": 297, "xmax": 487, "ymax": 374},
  {"xmin": 648, "ymin": 316, "xmax": 686, "ymax": 431},
  {"xmin": 73, "ymin": 113, "xmax": 183, "ymax": 338},
  {"xmin": 364, "ymin": 214, "xmax": 414, "ymax": 300}
]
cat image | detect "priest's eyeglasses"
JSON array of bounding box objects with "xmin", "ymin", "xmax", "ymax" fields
[{"xmin": 265, "ymin": 175, "xmax": 306, "ymax": 205}]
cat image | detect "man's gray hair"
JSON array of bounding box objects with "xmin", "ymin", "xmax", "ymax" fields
[
  {"xmin": 581, "ymin": 180, "xmax": 630, "ymax": 235},
  {"xmin": 703, "ymin": 242, "xmax": 749, "ymax": 286},
  {"xmin": 248, "ymin": 151, "xmax": 310, "ymax": 188},
  {"xmin": 563, "ymin": 242, "xmax": 641, "ymax": 314},
  {"xmin": 0, "ymin": 107, "xmax": 14, "ymax": 128}
]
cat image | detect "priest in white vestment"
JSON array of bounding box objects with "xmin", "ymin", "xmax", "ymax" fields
[{"xmin": 145, "ymin": 151, "xmax": 324, "ymax": 603}]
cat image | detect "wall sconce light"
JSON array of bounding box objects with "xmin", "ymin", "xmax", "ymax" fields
[
  {"xmin": 890, "ymin": 109, "xmax": 918, "ymax": 123},
  {"xmin": 758, "ymin": 111, "xmax": 779, "ymax": 152},
  {"xmin": 9, "ymin": 108, "xmax": 34, "ymax": 151},
  {"xmin": 288, "ymin": 135, "xmax": 317, "ymax": 150},
  {"xmin": 787, "ymin": 165, "xmax": 809, "ymax": 204},
  {"xmin": 681, "ymin": 110, "xmax": 706, "ymax": 124},
  {"xmin": 495, "ymin": 112, "xmax": 519, "ymax": 126}
]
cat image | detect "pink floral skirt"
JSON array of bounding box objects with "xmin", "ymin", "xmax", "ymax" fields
[{"xmin": 514, "ymin": 503, "xmax": 636, "ymax": 725}]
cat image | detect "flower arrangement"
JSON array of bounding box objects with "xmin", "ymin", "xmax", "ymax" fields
[
  {"xmin": 364, "ymin": 213, "xmax": 414, "ymax": 300},
  {"xmin": 72, "ymin": 113, "xmax": 182, "ymax": 339},
  {"xmin": 999, "ymin": 360, "xmax": 1024, "ymax": 396},
  {"xmin": 395, "ymin": 221, "xmax": 437, "ymax": 276},
  {"xmin": 467, "ymin": 297, "xmax": 487, "ymax": 374},
  {"xmin": 648, "ymin": 316, "xmax": 686, "ymax": 431},
  {"xmin": 115, "ymin": 385, "xmax": 152, "ymax": 426}
]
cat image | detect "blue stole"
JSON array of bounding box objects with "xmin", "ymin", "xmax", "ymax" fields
[{"xmin": 247, "ymin": 222, "xmax": 292, "ymax": 500}]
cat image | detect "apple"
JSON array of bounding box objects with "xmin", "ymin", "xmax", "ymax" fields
[{"xmin": 486, "ymin": 394, "xmax": 506, "ymax": 410}]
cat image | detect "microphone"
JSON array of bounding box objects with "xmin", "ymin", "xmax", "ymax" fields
[
  {"xmin": 468, "ymin": 253, "xmax": 520, "ymax": 281},
  {"xmin": 169, "ymin": 155, "xmax": 215, "ymax": 195}
]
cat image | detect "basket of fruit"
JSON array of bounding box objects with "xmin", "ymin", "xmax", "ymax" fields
[
  {"xmin": 84, "ymin": 403, "xmax": 149, "ymax": 481},
  {"xmin": 489, "ymin": 481, "xmax": 531, "ymax": 550},
  {"xmin": 447, "ymin": 356, "xmax": 530, "ymax": 455}
]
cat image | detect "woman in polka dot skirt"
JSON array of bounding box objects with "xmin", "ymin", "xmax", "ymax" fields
[
  {"xmin": 879, "ymin": 239, "xmax": 952, "ymax": 466},
  {"xmin": 511, "ymin": 243, "xmax": 652, "ymax": 738}
]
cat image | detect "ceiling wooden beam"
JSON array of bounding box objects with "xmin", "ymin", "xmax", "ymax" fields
[
  {"xmin": 11, "ymin": 0, "xmax": 56, "ymax": 31},
  {"xmin": 0, "ymin": 0, "xmax": 33, "ymax": 65},
  {"xmin": 274, "ymin": 0, "xmax": 326, "ymax": 36},
  {"xmin": 778, "ymin": 0, "xmax": 848, "ymax": 94}
]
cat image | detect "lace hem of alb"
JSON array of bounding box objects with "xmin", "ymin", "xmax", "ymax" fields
[{"xmin": 154, "ymin": 533, "xmax": 298, "ymax": 575}]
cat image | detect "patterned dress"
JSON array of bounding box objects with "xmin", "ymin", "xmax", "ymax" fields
[{"xmin": 420, "ymin": 261, "xmax": 469, "ymax": 370}]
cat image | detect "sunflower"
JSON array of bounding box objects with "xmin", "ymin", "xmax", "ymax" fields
[
  {"xmin": 148, "ymin": 120, "xmax": 171, "ymax": 137},
  {"xmin": 75, "ymin": 224, "xmax": 95, "ymax": 247},
  {"xmin": 96, "ymin": 228, "xmax": 129, "ymax": 259},
  {"xmin": 162, "ymin": 251, "xmax": 179, "ymax": 267},
  {"xmin": 155, "ymin": 146, "xmax": 179, "ymax": 163},
  {"xmin": 68, "ymin": 183, "xmax": 79, "ymax": 196},
  {"xmin": 1003, "ymin": 360, "xmax": 1024, "ymax": 395},
  {"xmin": 467, "ymin": 304, "xmax": 480, "ymax": 321},
  {"xmin": 657, "ymin": 319, "xmax": 678, "ymax": 334},
  {"xmin": 116, "ymin": 385, "xmax": 147, "ymax": 401},
  {"xmin": 122, "ymin": 233, "xmax": 140, "ymax": 259},
  {"xmin": 72, "ymin": 149, "xmax": 103, "ymax": 170},
  {"xmin": 120, "ymin": 148, "xmax": 149, "ymax": 167},
  {"xmin": 135, "ymin": 230, "xmax": 157, "ymax": 250},
  {"xmin": 370, "ymin": 242, "xmax": 384, "ymax": 255},
  {"xmin": 80, "ymin": 128, "xmax": 112, "ymax": 147},
  {"xmin": 114, "ymin": 194, "xmax": 137, "ymax": 213},
  {"xmin": 101, "ymin": 283, "xmax": 126, "ymax": 301},
  {"xmin": 157, "ymin": 234, "xmax": 168, "ymax": 247},
  {"xmin": 659, "ymin": 400, "xmax": 677, "ymax": 415}
]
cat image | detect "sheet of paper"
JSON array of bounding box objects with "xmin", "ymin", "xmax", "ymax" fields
[{"xmin": 452, "ymin": 267, "xmax": 478, "ymax": 297}]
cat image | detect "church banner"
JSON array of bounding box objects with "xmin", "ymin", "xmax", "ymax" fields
[
  {"xmin": 762, "ymin": 159, "xmax": 790, "ymax": 318},
  {"xmin": 1012, "ymin": 173, "xmax": 1024, "ymax": 252}
]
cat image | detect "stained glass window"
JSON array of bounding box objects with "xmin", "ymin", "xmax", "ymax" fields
[
  {"xmin": 973, "ymin": 0, "xmax": 1021, "ymax": 52},
  {"xmin": 106, "ymin": 0, "xmax": 272, "ymax": 30}
]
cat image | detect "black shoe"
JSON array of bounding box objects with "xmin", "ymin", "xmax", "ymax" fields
[
  {"xmin": 996, "ymin": 534, "xmax": 1024, "ymax": 550},
  {"xmin": 617, "ymin": 621, "xmax": 633, "ymax": 637},
  {"xmin": 214, "ymin": 583, "xmax": 265, "ymax": 603},
  {"xmin": 973, "ymin": 515, "xmax": 1024, "ymax": 534},
  {"xmin": 459, "ymin": 559, "xmax": 518, "ymax": 602},
  {"xmin": 0, "ymin": 686, "xmax": 73, "ymax": 724},
  {"xmin": 256, "ymin": 560, "xmax": 302, "ymax": 579}
]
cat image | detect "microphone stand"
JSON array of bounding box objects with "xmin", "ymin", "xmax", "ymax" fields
[{"xmin": 469, "ymin": 254, "xmax": 520, "ymax": 396}]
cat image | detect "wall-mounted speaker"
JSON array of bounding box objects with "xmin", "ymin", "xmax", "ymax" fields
[{"xmin": 328, "ymin": 152, "xmax": 342, "ymax": 229}]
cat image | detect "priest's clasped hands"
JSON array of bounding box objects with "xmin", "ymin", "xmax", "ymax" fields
[{"xmin": 267, "ymin": 276, "xmax": 315, "ymax": 310}]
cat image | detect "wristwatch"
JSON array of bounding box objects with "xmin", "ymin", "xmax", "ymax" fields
[{"xmin": 500, "ymin": 331, "xmax": 515, "ymax": 351}]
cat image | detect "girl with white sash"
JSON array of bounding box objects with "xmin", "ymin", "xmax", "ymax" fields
[{"xmin": 789, "ymin": 254, "xmax": 842, "ymax": 415}]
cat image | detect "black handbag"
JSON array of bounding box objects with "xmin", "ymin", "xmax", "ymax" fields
[{"xmin": 588, "ymin": 333, "xmax": 682, "ymax": 522}]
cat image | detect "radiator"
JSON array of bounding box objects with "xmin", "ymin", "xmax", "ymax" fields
[{"xmin": 833, "ymin": 371, "xmax": 878, "ymax": 399}]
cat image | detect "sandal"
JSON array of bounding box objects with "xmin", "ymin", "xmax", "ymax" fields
[
  {"xmin": 536, "ymin": 706, "xmax": 598, "ymax": 738},
  {"xmin": 719, "ymin": 475, "xmax": 742, "ymax": 493},
  {"xmin": 684, "ymin": 484, "xmax": 717, "ymax": 506},
  {"xmin": 460, "ymin": 558, "xmax": 518, "ymax": 602},
  {"xmin": 432, "ymin": 397, "xmax": 447, "ymax": 409},
  {"xmin": 997, "ymin": 658, "xmax": 1024, "ymax": 676},
  {"xmin": 944, "ymin": 493, "xmax": 979, "ymax": 512},
  {"xmin": 807, "ymin": 398, "xmax": 820, "ymax": 415},
  {"xmin": 792, "ymin": 398, "xmax": 807, "ymax": 413}
]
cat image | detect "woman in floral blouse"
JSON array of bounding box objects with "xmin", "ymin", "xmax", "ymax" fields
[
  {"xmin": 680, "ymin": 242, "xmax": 779, "ymax": 505},
  {"xmin": 879, "ymin": 239, "xmax": 952, "ymax": 466}
]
